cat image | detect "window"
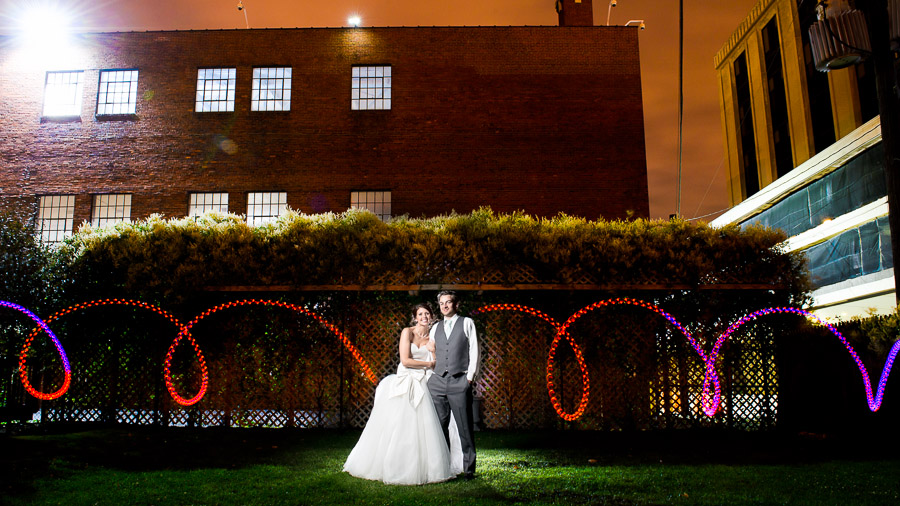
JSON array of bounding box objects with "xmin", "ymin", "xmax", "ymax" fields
[
  {"xmin": 734, "ymin": 53, "xmax": 759, "ymax": 198},
  {"xmin": 92, "ymin": 194, "xmax": 132, "ymax": 227},
  {"xmin": 762, "ymin": 18, "xmax": 793, "ymax": 178},
  {"xmin": 189, "ymin": 192, "xmax": 229, "ymax": 216},
  {"xmin": 351, "ymin": 65, "xmax": 391, "ymax": 110},
  {"xmin": 96, "ymin": 69, "xmax": 139, "ymax": 115},
  {"xmin": 351, "ymin": 191, "xmax": 391, "ymax": 221},
  {"xmin": 36, "ymin": 195, "xmax": 75, "ymax": 244},
  {"xmin": 43, "ymin": 71, "xmax": 84, "ymax": 117},
  {"xmin": 251, "ymin": 67, "xmax": 291, "ymax": 111},
  {"xmin": 247, "ymin": 192, "xmax": 287, "ymax": 226},
  {"xmin": 196, "ymin": 68, "xmax": 236, "ymax": 112}
]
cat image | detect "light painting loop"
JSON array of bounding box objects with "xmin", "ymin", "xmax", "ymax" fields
[
  {"xmin": 716, "ymin": 307, "xmax": 898, "ymax": 413},
  {"xmin": 473, "ymin": 303, "xmax": 592, "ymax": 421},
  {"xmin": 10, "ymin": 297, "xmax": 898, "ymax": 420},
  {"xmin": 164, "ymin": 299, "xmax": 378, "ymax": 406},
  {"xmin": 20, "ymin": 298, "xmax": 188, "ymax": 403},
  {"xmin": 4, "ymin": 300, "xmax": 72, "ymax": 400}
]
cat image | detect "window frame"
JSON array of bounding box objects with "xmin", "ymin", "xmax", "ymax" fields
[
  {"xmin": 36, "ymin": 195, "xmax": 76, "ymax": 244},
  {"xmin": 246, "ymin": 191, "xmax": 287, "ymax": 226},
  {"xmin": 96, "ymin": 68, "xmax": 139, "ymax": 116},
  {"xmin": 91, "ymin": 193, "xmax": 132, "ymax": 228},
  {"xmin": 195, "ymin": 67, "xmax": 237, "ymax": 113},
  {"xmin": 42, "ymin": 70, "xmax": 84, "ymax": 118},
  {"xmin": 350, "ymin": 190, "xmax": 392, "ymax": 221},
  {"xmin": 188, "ymin": 192, "xmax": 230, "ymax": 217},
  {"xmin": 351, "ymin": 65, "xmax": 392, "ymax": 111},
  {"xmin": 251, "ymin": 66, "xmax": 292, "ymax": 112}
]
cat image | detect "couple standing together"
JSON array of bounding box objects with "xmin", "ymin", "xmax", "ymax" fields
[{"xmin": 343, "ymin": 290, "xmax": 479, "ymax": 485}]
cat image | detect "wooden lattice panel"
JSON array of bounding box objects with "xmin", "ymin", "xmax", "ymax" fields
[
  {"xmin": 344, "ymin": 299, "xmax": 410, "ymax": 428},
  {"xmin": 477, "ymin": 310, "xmax": 557, "ymax": 429},
  {"xmin": 10, "ymin": 292, "xmax": 789, "ymax": 431}
]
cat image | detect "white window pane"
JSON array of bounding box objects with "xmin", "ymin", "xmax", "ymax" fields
[{"xmin": 351, "ymin": 66, "xmax": 391, "ymax": 111}]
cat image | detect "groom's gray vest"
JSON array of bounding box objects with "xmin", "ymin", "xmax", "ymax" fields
[{"xmin": 433, "ymin": 318, "xmax": 470, "ymax": 377}]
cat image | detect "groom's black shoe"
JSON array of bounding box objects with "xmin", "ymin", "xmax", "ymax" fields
[{"xmin": 464, "ymin": 472, "xmax": 475, "ymax": 480}]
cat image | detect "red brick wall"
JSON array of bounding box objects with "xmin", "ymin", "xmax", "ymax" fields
[
  {"xmin": 0, "ymin": 26, "xmax": 647, "ymax": 227},
  {"xmin": 558, "ymin": 0, "xmax": 595, "ymax": 27}
]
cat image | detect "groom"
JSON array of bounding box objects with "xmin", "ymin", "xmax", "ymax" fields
[{"xmin": 428, "ymin": 290, "xmax": 479, "ymax": 479}]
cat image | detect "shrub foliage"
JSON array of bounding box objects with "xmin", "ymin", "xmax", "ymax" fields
[{"xmin": 61, "ymin": 207, "xmax": 808, "ymax": 302}]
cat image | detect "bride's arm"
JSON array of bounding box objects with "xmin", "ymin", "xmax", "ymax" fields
[{"xmin": 399, "ymin": 328, "xmax": 435, "ymax": 369}]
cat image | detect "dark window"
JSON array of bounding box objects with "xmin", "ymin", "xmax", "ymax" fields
[
  {"xmin": 734, "ymin": 53, "xmax": 759, "ymax": 198},
  {"xmin": 805, "ymin": 216, "xmax": 892, "ymax": 289},
  {"xmin": 745, "ymin": 142, "xmax": 885, "ymax": 236},
  {"xmin": 797, "ymin": 2, "xmax": 836, "ymax": 154},
  {"xmin": 854, "ymin": 59, "xmax": 880, "ymax": 123},
  {"xmin": 762, "ymin": 17, "xmax": 794, "ymax": 178}
]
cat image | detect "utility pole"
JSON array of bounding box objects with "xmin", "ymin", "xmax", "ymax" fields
[{"xmin": 675, "ymin": 0, "xmax": 684, "ymax": 218}]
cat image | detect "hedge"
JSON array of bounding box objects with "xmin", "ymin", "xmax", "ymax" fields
[{"xmin": 59, "ymin": 207, "xmax": 808, "ymax": 303}]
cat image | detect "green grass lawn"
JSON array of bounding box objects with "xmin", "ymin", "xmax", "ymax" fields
[{"xmin": 2, "ymin": 426, "xmax": 898, "ymax": 505}]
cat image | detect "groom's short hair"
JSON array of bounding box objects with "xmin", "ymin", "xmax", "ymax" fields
[{"xmin": 437, "ymin": 290, "xmax": 459, "ymax": 304}]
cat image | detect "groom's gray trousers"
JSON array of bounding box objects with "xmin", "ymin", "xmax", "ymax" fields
[{"xmin": 428, "ymin": 372, "xmax": 476, "ymax": 475}]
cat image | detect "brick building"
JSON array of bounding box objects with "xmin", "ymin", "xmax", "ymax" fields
[{"xmin": 0, "ymin": 0, "xmax": 648, "ymax": 242}]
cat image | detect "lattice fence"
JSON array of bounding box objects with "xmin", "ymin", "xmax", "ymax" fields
[{"xmin": 2, "ymin": 291, "xmax": 813, "ymax": 430}]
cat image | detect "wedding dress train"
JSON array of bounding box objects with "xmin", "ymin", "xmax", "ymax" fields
[{"xmin": 343, "ymin": 344, "xmax": 464, "ymax": 485}]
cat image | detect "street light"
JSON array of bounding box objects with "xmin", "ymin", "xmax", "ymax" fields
[{"xmin": 18, "ymin": 4, "xmax": 72, "ymax": 51}]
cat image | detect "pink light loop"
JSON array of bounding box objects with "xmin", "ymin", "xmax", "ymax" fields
[
  {"xmin": 557, "ymin": 298, "xmax": 721, "ymax": 418},
  {"xmin": 716, "ymin": 307, "xmax": 898, "ymax": 412}
]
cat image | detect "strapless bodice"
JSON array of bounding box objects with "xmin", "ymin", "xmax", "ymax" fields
[{"xmin": 409, "ymin": 342, "xmax": 432, "ymax": 362}]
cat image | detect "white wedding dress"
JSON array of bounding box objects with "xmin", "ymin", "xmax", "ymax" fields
[{"xmin": 343, "ymin": 343, "xmax": 464, "ymax": 485}]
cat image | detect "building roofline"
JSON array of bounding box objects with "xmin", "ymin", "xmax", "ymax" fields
[
  {"xmin": 713, "ymin": 0, "xmax": 773, "ymax": 69},
  {"xmin": 1, "ymin": 24, "xmax": 632, "ymax": 37}
]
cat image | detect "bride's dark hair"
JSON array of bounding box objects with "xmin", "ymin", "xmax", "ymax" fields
[{"xmin": 409, "ymin": 302, "xmax": 435, "ymax": 327}]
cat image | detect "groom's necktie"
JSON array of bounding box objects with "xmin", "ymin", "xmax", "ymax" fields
[{"xmin": 444, "ymin": 319, "xmax": 452, "ymax": 338}]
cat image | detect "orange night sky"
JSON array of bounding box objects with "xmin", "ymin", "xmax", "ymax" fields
[{"xmin": 2, "ymin": 0, "xmax": 762, "ymax": 220}]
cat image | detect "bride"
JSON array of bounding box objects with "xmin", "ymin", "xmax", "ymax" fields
[{"xmin": 343, "ymin": 302, "xmax": 463, "ymax": 485}]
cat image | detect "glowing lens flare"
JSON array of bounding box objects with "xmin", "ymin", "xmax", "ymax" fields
[{"xmin": 16, "ymin": 3, "xmax": 74, "ymax": 52}]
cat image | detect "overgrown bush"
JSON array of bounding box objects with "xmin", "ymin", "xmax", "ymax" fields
[
  {"xmin": 0, "ymin": 212, "xmax": 73, "ymax": 410},
  {"xmin": 61, "ymin": 207, "xmax": 809, "ymax": 304},
  {"xmin": 839, "ymin": 306, "xmax": 900, "ymax": 357},
  {"xmin": 0, "ymin": 212, "xmax": 70, "ymax": 314}
]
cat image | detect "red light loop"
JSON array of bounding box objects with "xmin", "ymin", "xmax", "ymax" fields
[
  {"xmin": 474, "ymin": 304, "xmax": 592, "ymax": 421},
  {"xmin": 164, "ymin": 299, "xmax": 378, "ymax": 406},
  {"xmin": 20, "ymin": 299, "xmax": 187, "ymax": 402}
]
